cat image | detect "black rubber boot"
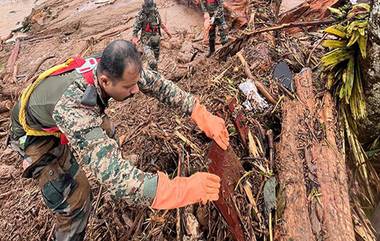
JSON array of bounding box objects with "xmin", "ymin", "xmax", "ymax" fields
[{"xmin": 206, "ymin": 39, "xmax": 215, "ymax": 58}]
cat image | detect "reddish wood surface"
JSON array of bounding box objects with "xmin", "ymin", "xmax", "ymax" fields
[{"xmin": 208, "ymin": 143, "xmax": 245, "ymax": 241}]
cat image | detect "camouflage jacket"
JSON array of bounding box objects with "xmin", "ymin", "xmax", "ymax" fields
[
  {"xmin": 200, "ymin": 0, "xmax": 224, "ymax": 13},
  {"xmin": 132, "ymin": 8, "xmax": 162, "ymax": 42},
  {"xmin": 27, "ymin": 68, "xmax": 195, "ymax": 206}
]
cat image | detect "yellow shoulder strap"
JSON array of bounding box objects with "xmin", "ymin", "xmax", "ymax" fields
[{"xmin": 18, "ymin": 58, "xmax": 74, "ymax": 137}]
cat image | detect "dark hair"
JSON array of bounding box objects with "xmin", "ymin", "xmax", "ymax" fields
[
  {"xmin": 97, "ymin": 40, "xmax": 142, "ymax": 81},
  {"xmin": 143, "ymin": 0, "xmax": 155, "ymax": 8}
]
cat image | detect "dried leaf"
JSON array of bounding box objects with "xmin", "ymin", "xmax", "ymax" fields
[{"xmin": 248, "ymin": 130, "xmax": 259, "ymax": 158}]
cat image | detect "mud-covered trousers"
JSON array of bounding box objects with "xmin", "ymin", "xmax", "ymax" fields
[
  {"xmin": 9, "ymin": 117, "xmax": 116, "ymax": 241},
  {"xmin": 209, "ymin": 10, "xmax": 228, "ymax": 45},
  {"xmin": 20, "ymin": 135, "xmax": 92, "ymax": 241}
]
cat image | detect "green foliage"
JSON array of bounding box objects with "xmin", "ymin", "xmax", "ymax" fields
[
  {"xmin": 322, "ymin": 3, "xmax": 377, "ymax": 206},
  {"xmin": 321, "ymin": 4, "xmax": 370, "ymax": 120}
]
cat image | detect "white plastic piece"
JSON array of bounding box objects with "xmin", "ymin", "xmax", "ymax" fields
[{"xmin": 238, "ymin": 79, "xmax": 268, "ymax": 111}]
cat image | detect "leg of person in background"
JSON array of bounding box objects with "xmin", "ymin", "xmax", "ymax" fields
[
  {"xmin": 153, "ymin": 43, "xmax": 160, "ymax": 70},
  {"xmin": 144, "ymin": 44, "xmax": 158, "ymax": 71},
  {"xmin": 216, "ymin": 12, "xmax": 228, "ymax": 45},
  {"xmin": 207, "ymin": 21, "xmax": 216, "ymax": 57}
]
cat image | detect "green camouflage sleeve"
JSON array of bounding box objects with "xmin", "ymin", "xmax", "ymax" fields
[
  {"xmin": 132, "ymin": 9, "xmax": 144, "ymax": 37},
  {"xmin": 218, "ymin": 0, "xmax": 224, "ymax": 11},
  {"xmin": 52, "ymin": 80, "xmax": 158, "ymax": 206},
  {"xmin": 138, "ymin": 69, "xmax": 196, "ymax": 115}
]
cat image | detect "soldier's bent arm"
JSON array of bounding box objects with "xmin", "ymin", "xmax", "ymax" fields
[
  {"xmin": 52, "ymin": 83, "xmax": 158, "ymax": 206},
  {"xmin": 138, "ymin": 69, "xmax": 196, "ymax": 115},
  {"xmin": 132, "ymin": 9, "xmax": 144, "ymax": 37}
]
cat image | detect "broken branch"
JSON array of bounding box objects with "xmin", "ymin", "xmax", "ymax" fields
[
  {"xmin": 245, "ymin": 19, "xmax": 337, "ymax": 37},
  {"xmin": 236, "ymin": 52, "xmax": 277, "ymax": 105}
]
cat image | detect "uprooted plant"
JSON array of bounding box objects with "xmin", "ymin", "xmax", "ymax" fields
[{"xmin": 321, "ymin": 3, "xmax": 380, "ymax": 208}]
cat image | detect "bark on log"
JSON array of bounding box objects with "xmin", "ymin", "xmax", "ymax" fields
[
  {"xmin": 359, "ymin": 1, "xmax": 380, "ymax": 142},
  {"xmin": 276, "ymin": 68, "xmax": 355, "ymax": 241}
]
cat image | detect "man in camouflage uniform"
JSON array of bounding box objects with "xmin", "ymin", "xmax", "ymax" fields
[
  {"xmin": 131, "ymin": 0, "xmax": 171, "ymax": 71},
  {"xmin": 9, "ymin": 40, "xmax": 229, "ymax": 241},
  {"xmin": 200, "ymin": 0, "xmax": 228, "ymax": 57}
]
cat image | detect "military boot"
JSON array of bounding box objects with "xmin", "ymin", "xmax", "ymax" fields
[{"xmin": 206, "ymin": 39, "xmax": 215, "ymax": 58}]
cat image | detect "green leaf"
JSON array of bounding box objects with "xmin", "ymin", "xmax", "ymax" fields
[
  {"xmin": 326, "ymin": 73, "xmax": 335, "ymax": 89},
  {"xmin": 321, "ymin": 48, "xmax": 353, "ymax": 70},
  {"xmin": 322, "ymin": 39, "xmax": 347, "ymax": 49},
  {"xmin": 328, "ymin": 7, "xmax": 345, "ymax": 17},
  {"xmin": 358, "ymin": 27, "xmax": 365, "ymax": 36},
  {"xmin": 347, "ymin": 20, "xmax": 368, "ymax": 35},
  {"xmin": 358, "ymin": 34, "xmax": 367, "ymax": 58},
  {"xmin": 339, "ymin": 83, "xmax": 346, "ymax": 99},
  {"xmin": 347, "ymin": 30, "xmax": 360, "ymax": 47},
  {"xmin": 324, "ymin": 25, "xmax": 347, "ymax": 38},
  {"xmin": 345, "ymin": 57, "xmax": 355, "ymax": 99}
]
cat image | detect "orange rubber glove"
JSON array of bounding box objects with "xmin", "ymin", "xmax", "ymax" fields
[
  {"xmin": 191, "ymin": 101, "xmax": 229, "ymax": 150},
  {"xmin": 151, "ymin": 171, "xmax": 221, "ymax": 210}
]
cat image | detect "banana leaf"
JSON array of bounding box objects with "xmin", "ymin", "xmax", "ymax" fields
[
  {"xmin": 347, "ymin": 30, "xmax": 360, "ymax": 47},
  {"xmin": 322, "ymin": 39, "xmax": 347, "ymax": 49},
  {"xmin": 324, "ymin": 25, "xmax": 347, "ymax": 38},
  {"xmin": 345, "ymin": 57, "xmax": 355, "ymax": 99},
  {"xmin": 321, "ymin": 48, "xmax": 353, "ymax": 70},
  {"xmin": 358, "ymin": 34, "xmax": 367, "ymax": 58}
]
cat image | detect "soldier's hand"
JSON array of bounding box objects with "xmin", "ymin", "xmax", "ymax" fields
[
  {"xmin": 131, "ymin": 36, "xmax": 139, "ymax": 46},
  {"xmin": 191, "ymin": 101, "xmax": 229, "ymax": 150}
]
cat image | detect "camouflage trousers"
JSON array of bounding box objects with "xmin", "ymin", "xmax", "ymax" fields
[
  {"xmin": 23, "ymin": 136, "xmax": 92, "ymax": 241},
  {"xmin": 209, "ymin": 10, "xmax": 228, "ymax": 45},
  {"xmin": 9, "ymin": 116, "xmax": 115, "ymax": 241},
  {"xmin": 141, "ymin": 34, "xmax": 161, "ymax": 71}
]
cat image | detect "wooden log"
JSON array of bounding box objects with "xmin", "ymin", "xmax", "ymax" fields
[
  {"xmin": 276, "ymin": 68, "xmax": 355, "ymax": 241},
  {"xmin": 207, "ymin": 143, "xmax": 245, "ymax": 241},
  {"xmin": 276, "ymin": 68, "xmax": 314, "ymax": 241},
  {"xmin": 312, "ymin": 92, "xmax": 355, "ymax": 240}
]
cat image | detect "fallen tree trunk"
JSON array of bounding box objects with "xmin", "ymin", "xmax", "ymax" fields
[
  {"xmin": 276, "ymin": 68, "xmax": 355, "ymax": 241},
  {"xmin": 359, "ymin": 0, "xmax": 380, "ymax": 143}
]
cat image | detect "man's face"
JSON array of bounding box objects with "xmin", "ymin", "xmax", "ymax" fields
[{"xmin": 99, "ymin": 64, "xmax": 140, "ymax": 101}]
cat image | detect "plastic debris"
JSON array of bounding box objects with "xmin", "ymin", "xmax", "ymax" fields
[
  {"xmin": 238, "ymin": 80, "xmax": 268, "ymax": 111},
  {"xmin": 273, "ymin": 61, "xmax": 294, "ymax": 92}
]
